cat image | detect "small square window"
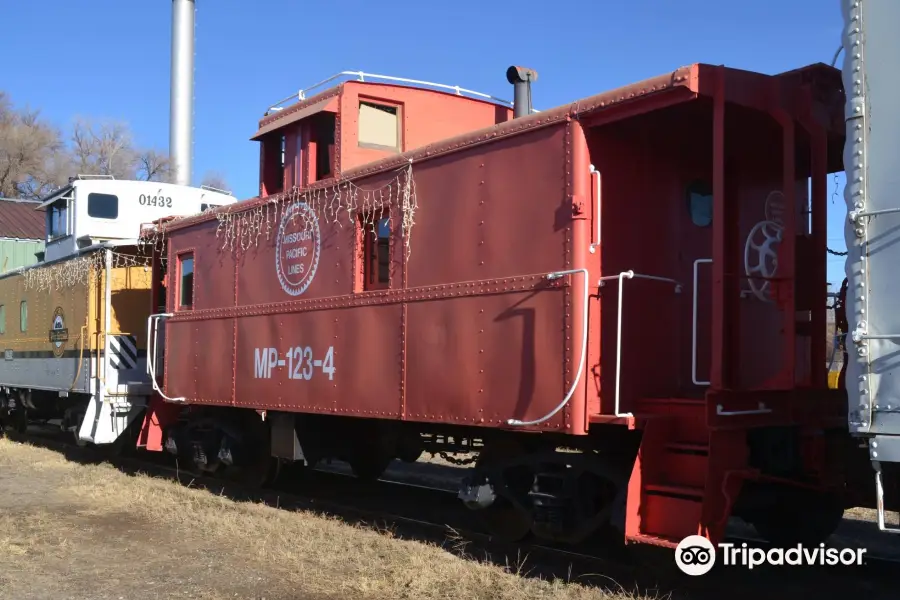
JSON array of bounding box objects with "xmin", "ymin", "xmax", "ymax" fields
[
  {"xmin": 178, "ymin": 254, "xmax": 194, "ymax": 309},
  {"xmin": 358, "ymin": 101, "xmax": 399, "ymax": 150},
  {"xmin": 88, "ymin": 193, "xmax": 119, "ymax": 219},
  {"xmin": 686, "ymin": 181, "xmax": 712, "ymax": 228}
]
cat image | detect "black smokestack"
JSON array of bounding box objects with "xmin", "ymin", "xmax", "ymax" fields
[{"xmin": 506, "ymin": 66, "xmax": 538, "ymax": 118}]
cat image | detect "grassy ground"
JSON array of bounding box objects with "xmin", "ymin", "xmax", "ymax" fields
[
  {"xmin": 1, "ymin": 438, "xmax": 898, "ymax": 600},
  {"xmin": 0, "ymin": 439, "xmax": 647, "ymax": 600}
]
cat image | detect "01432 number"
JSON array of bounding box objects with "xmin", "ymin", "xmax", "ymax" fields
[{"xmin": 139, "ymin": 194, "xmax": 173, "ymax": 208}]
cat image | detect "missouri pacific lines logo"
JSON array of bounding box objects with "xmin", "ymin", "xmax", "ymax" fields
[
  {"xmin": 49, "ymin": 307, "xmax": 69, "ymax": 358},
  {"xmin": 276, "ymin": 202, "xmax": 321, "ymax": 297}
]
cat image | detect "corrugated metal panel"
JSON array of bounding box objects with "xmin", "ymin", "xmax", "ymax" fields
[
  {"xmin": 0, "ymin": 199, "xmax": 45, "ymax": 240},
  {"xmin": 0, "ymin": 239, "xmax": 44, "ymax": 272},
  {"xmin": 842, "ymin": 0, "xmax": 900, "ymax": 439}
]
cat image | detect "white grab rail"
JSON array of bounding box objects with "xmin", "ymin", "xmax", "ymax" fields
[
  {"xmin": 692, "ymin": 258, "xmax": 712, "ymax": 386},
  {"xmin": 589, "ymin": 164, "xmax": 601, "ymax": 254},
  {"xmin": 146, "ymin": 312, "xmax": 185, "ymax": 403},
  {"xmin": 267, "ymin": 70, "xmax": 514, "ymax": 112},
  {"xmin": 508, "ymin": 268, "xmax": 590, "ymax": 426},
  {"xmin": 874, "ymin": 461, "xmax": 900, "ymax": 533},
  {"xmin": 599, "ymin": 271, "xmax": 682, "ymax": 418},
  {"xmin": 691, "ymin": 257, "xmax": 773, "ymax": 417}
]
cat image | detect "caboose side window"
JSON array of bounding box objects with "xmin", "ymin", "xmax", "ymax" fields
[
  {"xmin": 87, "ymin": 193, "xmax": 119, "ymax": 219},
  {"xmin": 686, "ymin": 180, "xmax": 712, "ymax": 227},
  {"xmin": 48, "ymin": 199, "xmax": 69, "ymax": 239},
  {"xmin": 314, "ymin": 113, "xmax": 336, "ymax": 180},
  {"xmin": 358, "ymin": 101, "xmax": 400, "ymax": 151},
  {"xmin": 178, "ymin": 253, "xmax": 194, "ymax": 310},
  {"xmin": 362, "ymin": 216, "xmax": 390, "ymax": 290}
]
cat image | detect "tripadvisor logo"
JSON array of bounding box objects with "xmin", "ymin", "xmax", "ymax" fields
[{"xmin": 675, "ymin": 535, "xmax": 867, "ymax": 575}]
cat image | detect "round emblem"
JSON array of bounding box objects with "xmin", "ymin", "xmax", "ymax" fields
[
  {"xmin": 275, "ymin": 202, "xmax": 321, "ymax": 297},
  {"xmin": 50, "ymin": 307, "xmax": 69, "ymax": 358}
]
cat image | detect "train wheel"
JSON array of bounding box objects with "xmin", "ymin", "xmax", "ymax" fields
[
  {"xmin": 347, "ymin": 451, "xmax": 392, "ymax": 482},
  {"xmin": 12, "ymin": 406, "xmax": 27, "ymax": 434},
  {"xmin": 72, "ymin": 429, "xmax": 88, "ymax": 447},
  {"xmin": 749, "ymin": 489, "xmax": 845, "ymax": 546},
  {"xmin": 474, "ymin": 438, "xmax": 533, "ymax": 543},
  {"xmin": 480, "ymin": 496, "xmax": 533, "ymax": 542},
  {"xmin": 221, "ymin": 422, "xmax": 281, "ymax": 489}
]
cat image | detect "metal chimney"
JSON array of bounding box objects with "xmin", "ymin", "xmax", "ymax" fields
[
  {"xmin": 169, "ymin": 0, "xmax": 195, "ymax": 186},
  {"xmin": 506, "ymin": 66, "xmax": 538, "ymax": 118}
]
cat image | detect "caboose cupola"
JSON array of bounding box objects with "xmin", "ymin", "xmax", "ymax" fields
[{"xmin": 252, "ymin": 71, "xmax": 516, "ymax": 197}]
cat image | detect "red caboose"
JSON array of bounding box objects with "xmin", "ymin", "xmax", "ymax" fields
[{"xmin": 139, "ymin": 65, "xmax": 868, "ymax": 548}]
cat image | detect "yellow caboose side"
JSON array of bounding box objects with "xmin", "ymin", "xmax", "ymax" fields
[{"xmin": 0, "ymin": 244, "xmax": 154, "ymax": 443}]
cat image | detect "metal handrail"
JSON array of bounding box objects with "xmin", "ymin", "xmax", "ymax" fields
[
  {"xmin": 507, "ymin": 268, "xmax": 590, "ymax": 427},
  {"xmin": 874, "ymin": 462, "xmax": 900, "ymax": 533},
  {"xmin": 598, "ymin": 271, "xmax": 682, "ymax": 418},
  {"xmin": 267, "ymin": 70, "xmax": 514, "ymax": 112},
  {"xmin": 146, "ymin": 312, "xmax": 185, "ymax": 403}
]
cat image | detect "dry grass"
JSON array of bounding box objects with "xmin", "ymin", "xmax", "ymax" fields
[
  {"xmin": 0, "ymin": 439, "xmax": 649, "ymax": 600},
  {"xmin": 845, "ymin": 506, "xmax": 899, "ymax": 524}
]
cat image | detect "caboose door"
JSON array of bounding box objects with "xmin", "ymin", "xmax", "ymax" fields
[
  {"xmin": 684, "ymin": 179, "xmax": 714, "ymax": 394},
  {"xmin": 148, "ymin": 250, "xmax": 168, "ymax": 384}
]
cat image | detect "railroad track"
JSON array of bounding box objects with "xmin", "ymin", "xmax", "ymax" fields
[
  {"xmin": 4, "ymin": 426, "xmax": 899, "ymax": 595},
  {"xmin": 6, "ymin": 426, "xmax": 636, "ymax": 582}
]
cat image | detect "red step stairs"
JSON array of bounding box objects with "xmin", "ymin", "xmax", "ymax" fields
[{"xmin": 623, "ymin": 398, "xmax": 722, "ymax": 548}]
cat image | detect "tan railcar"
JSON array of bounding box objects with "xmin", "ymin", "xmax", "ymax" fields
[{"xmin": 0, "ymin": 245, "xmax": 153, "ymax": 443}]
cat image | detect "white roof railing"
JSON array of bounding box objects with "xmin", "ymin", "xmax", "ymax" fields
[{"xmin": 266, "ymin": 70, "xmax": 515, "ymax": 113}]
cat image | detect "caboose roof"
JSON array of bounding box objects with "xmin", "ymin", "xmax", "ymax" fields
[
  {"xmin": 250, "ymin": 89, "xmax": 340, "ymax": 141},
  {"xmin": 164, "ymin": 61, "xmax": 845, "ymax": 234},
  {"xmin": 250, "ymin": 72, "xmax": 514, "ymax": 142}
]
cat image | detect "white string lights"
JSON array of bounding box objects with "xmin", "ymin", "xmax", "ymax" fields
[
  {"xmin": 23, "ymin": 251, "xmax": 152, "ymax": 293},
  {"xmin": 138, "ymin": 161, "xmax": 418, "ymax": 260}
]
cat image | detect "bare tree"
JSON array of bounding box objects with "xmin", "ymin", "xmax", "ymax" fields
[
  {"xmin": 70, "ymin": 118, "xmax": 139, "ymax": 179},
  {"xmin": 200, "ymin": 170, "xmax": 230, "ymax": 192},
  {"xmin": 1, "ymin": 90, "xmax": 231, "ymax": 197},
  {"xmin": 0, "ymin": 92, "xmax": 70, "ymax": 199},
  {"xmin": 137, "ymin": 149, "xmax": 173, "ymax": 182},
  {"xmin": 70, "ymin": 118, "xmax": 179, "ymax": 183}
]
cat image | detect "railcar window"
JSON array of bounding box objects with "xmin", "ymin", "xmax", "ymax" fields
[
  {"xmin": 156, "ymin": 257, "xmax": 168, "ymax": 313},
  {"xmin": 87, "ymin": 193, "xmax": 119, "ymax": 219},
  {"xmin": 358, "ymin": 101, "xmax": 399, "ymax": 151},
  {"xmin": 315, "ymin": 113, "xmax": 336, "ymax": 180},
  {"xmin": 0, "ymin": 304, "xmax": 5, "ymax": 334},
  {"xmin": 178, "ymin": 254, "xmax": 194, "ymax": 310},
  {"xmin": 363, "ymin": 216, "xmax": 391, "ymax": 290},
  {"xmin": 19, "ymin": 301, "xmax": 26, "ymax": 332},
  {"xmin": 686, "ymin": 181, "xmax": 712, "ymax": 227},
  {"xmin": 49, "ymin": 200, "xmax": 68, "ymax": 238},
  {"xmin": 201, "ymin": 203, "xmax": 221, "ymax": 212}
]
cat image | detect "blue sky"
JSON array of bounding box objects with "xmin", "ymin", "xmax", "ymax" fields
[{"xmin": 3, "ymin": 0, "xmax": 848, "ymax": 285}]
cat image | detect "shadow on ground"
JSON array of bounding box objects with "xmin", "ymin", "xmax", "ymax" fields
[{"xmin": 6, "ymin": 428, "xmax": 898, "ymax": 600}]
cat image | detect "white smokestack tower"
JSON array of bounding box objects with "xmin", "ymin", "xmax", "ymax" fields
[{"xmin": 169, "ymin": 0, "xmax": 195, "ymax": 186}]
